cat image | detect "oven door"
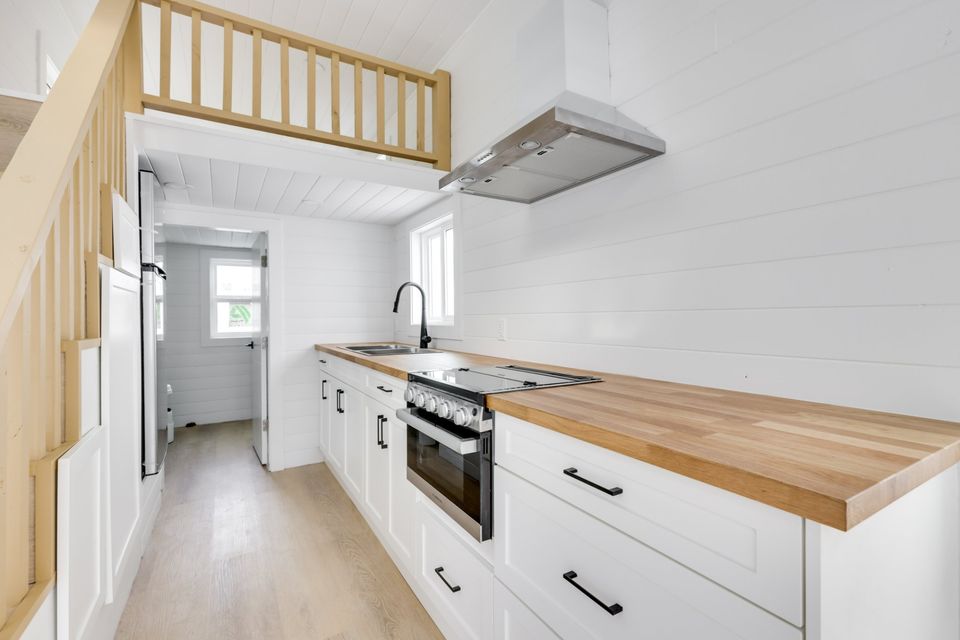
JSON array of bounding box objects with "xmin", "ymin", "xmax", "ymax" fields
[{"xmin": 398, "ymin": 407, "xmax": 492, "ymax": 542}]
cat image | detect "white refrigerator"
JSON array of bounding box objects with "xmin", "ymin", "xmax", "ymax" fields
[{"xmin": 140, "ymin": 170, "xmax": 168, "ymax": 475}]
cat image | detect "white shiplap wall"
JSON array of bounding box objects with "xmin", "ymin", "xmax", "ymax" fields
[
  {"xmin": 279, "ymin": 216, "xmax": 396, "ymax": 468},
  {"xmin": 158, "ymin": 243, "xmax": 256, "ymax": 426},
  {"xmin": 395, "ymin": 0, "xmax": 960, "ymax": 422}
]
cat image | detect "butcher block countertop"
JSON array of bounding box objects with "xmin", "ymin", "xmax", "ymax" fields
[{"xmin": 315, "ymin": 343, "xmax": 960, "ymax": 531}]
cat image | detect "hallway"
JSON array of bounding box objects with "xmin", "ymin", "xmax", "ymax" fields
[{"xmin": 116, "ymin": 421, "xmax": 442, "ymax": 640}]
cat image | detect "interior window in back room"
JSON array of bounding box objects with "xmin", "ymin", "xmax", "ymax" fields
[
  {"xmin": 410, "ymin": 214, "xmax": 454, "ymax": 326},
  {"xmin": 206, "ymin": 256, "xmax": 261, "ymax": 340}
]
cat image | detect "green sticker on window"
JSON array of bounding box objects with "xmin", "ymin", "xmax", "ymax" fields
[{"xmin": 229, "ymin": 303, "xmax": 251, "ymax": 327}]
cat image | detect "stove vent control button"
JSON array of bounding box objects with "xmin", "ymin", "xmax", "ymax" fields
[
  {"xmin": 453, "ymin": 407, "xmax": 469, "ymax": 426},
  {"xmin": 415, "ymin": 392, "xmax": 427, "ymax": 408},
  {"xmin": 404, "ymin": 387, "xmax": 416, "ymax": 403}
]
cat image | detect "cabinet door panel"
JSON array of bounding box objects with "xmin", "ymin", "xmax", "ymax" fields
[
  {"xmin": 328, "ymin": 381, "xmax": 346, "ymax": 471},
  {"xmin": 386, "ymin": 411, "xmax": 415, "ymax": 569},
  {"xmin": 364, "ymin": 404, "xmax": 389, "ymax": 529},
  {"xmin": 343, "ymin": 386, "xmax": 364, "ymax": 498}
]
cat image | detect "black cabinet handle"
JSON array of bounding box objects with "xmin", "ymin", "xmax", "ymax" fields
[
  {"xmin": 434, "ymin": 567, "xmax": 461, "ymax": 593},
  {"xmin": 321, "ymin": 379, "xmax": 328, "ymax": 400},
  {"xmin": 376, "ymin": 385, "xmax": 393, "ymax": 394},
  {"xmin": 378, "ymin": 415, "xmax": 388, "ymax": 449},
  {"xmin": 319, "ymin": 359, "xmax": 327, "ymax": 364},
  {"xmin": 563, "ymin": 467, "xmax": 622, "ymax": 496},
  {"xmin": 563, "ymin": 571, "xmax": 622, "ymax": 616},
  {"xmin": 245, "ymin": 341, "xmax": 255, "ymax": 349},
  {"xmin": 336, "ymin": 389, "xmax": 344, "ymax": 414}
]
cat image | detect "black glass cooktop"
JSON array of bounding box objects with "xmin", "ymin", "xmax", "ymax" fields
[{"xmin": 411, "ymin": 365, "xmax": 601, "ymax": 396}]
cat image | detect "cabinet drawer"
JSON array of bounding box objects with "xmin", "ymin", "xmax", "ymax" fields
[
  {"xmin": 495, "ymin": 414, "xmax": 803, "ymax": 624},
  {"xmin": 495, "ymin": 468, "xmax": 802, "ymax": 640},
  {"xmin": 494, "ymin": 579, "xmax": 560, "ymax": 640},
  {"xmin": 366, "ymin": 369, "xmax": 405, "ymax": 409},
  {"xmin": 418, "ymin": 501, "xmax": 493, "ymax": 640}
]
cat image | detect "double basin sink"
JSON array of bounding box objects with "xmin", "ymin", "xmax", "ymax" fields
[{"xmin": 345, "ymin": 344, "xmax": 441, "ymax": 356}]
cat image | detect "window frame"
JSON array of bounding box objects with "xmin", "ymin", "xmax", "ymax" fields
[
  {"xmin": 403, "ymin": 200, "xmax": 463, "ymax": 343},
  {"xmin": 411, "ymin": 214, "xmax": 455, "ymax": 327},
  {"xmin": 199, "ymin": 249, "xmax": 261, "ymax": 347}
]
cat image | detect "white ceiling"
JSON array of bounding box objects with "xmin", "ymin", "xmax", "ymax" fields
[
  {"xmin": 143, "ymin": 148, "xmax": 446, "ymax": 223},
  {"xmin": 157, "ymin": 223, "xmax": 262, "ymax": 248}
]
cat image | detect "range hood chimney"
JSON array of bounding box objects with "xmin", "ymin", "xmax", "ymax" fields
[{"xmin": 439, "ymin": 93, "xmax": 665, "ymax": 204}]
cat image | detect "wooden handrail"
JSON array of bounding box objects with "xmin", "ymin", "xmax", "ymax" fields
[{"xmin": 138, "ymin": 0, "xmax": 452, "ymax": 169}]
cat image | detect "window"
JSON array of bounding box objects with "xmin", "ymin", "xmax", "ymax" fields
[
  {"xmin": 411, "ymin": 215, "xmax": 454, "ymax": 325},
  {"xmin": 208, "ymin": 258, "xmax": 260, "ymax": 340}
]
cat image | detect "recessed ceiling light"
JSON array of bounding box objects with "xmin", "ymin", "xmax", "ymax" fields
[
  {"xmin": 163, "ymin": 181, "xmax": 192, "ymax": 190},
  {"xmin": 518, "ymin": 139, "xmax": 541, "ymax": 150}
]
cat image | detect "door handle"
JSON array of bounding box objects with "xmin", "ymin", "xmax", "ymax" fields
[
  {"xmin": 378, "ymin": 416, "xmax": 388, "ymax": 449},
  {"xmin": 376, "ymin": 385, "xmax": 393, "ymax": 394},
  {"xmin": 434, "ymin": 567, "xmax": 461, "ymax": 593},
  {"xmin": 336, "ymin": 389, "xmax": 344, "ymax": 414},
  {"xmin": 245, "ymin": 340, "xmax": 255, "ymax": 349},
  {"xmin": 563, "ymin": 467, "xmax": 623, "ymax": 496},
  {"xmin": 321, "ymin": 379, "xmax": 327, "ymax": 400},
  {"xmin": 563, "ymin": 571, "xmax": 622, "ymax": 615}
]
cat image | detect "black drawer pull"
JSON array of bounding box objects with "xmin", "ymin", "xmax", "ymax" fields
[
  {"xmin": 563, "ymin": 467, "xmax": 622, "ymax": 496},
  {"xmin": 376, "ymin": 385, "xmax": 393, "ymax": 393},
  {"xmin": 434, "ymin": 566, "xmax": 461, "ymax": 593},
  {"xmin": 563, "ymin": 571, "xmax": 622, "ymax": 616},
  {"xmin": 336, "ymin": 389, "xmax": 344, "ymax": 414},
  {"xmin": 321, "ymin": 379, "xmax": 328, "ymax": 400},
  {"xmin": 319, "ymin": 359, "xmax": 327, "ymax": 364}
]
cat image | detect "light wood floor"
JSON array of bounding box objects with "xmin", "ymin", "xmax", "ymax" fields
[{"xmin": 116, "ymin": 421, "xmax": 442, "ymax": 640}]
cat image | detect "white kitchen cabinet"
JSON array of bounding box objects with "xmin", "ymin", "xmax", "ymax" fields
[
  {"xmin": 417, "ymin": 500, "xmax": 494, "ymax": 640},
  {"xmin": 342, "ymin": 384, "xmax": 364, "ymax": 498},
  {"xmin": 495, "ymin": 412, "xmax": 803, "ymax": 624},
  {"xmin": 327, "ymin": 377, "xmax": 346, "ymax": 472},
  {"xmin": 363, "ymin": 401, "xmax": 390, "ymax": 531},
  {"xmin": 494, "ymin": 579, "xmax": 559, "ymax": 640},
  {"xmin": 318, "ymin": 374, "xmax": 333, "ymax": 456},
  {"xmin": 385, "ymin": 410, "xmax": 415, "ymax": 570},
  {"xmin": 495, "ymin": 468, "xmax": 801, "ymax": 640}
]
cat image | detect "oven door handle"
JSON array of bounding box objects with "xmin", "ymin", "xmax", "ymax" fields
[{"xmin": 396, "ymin": 408, "xmax": 479, "ymax": 455}]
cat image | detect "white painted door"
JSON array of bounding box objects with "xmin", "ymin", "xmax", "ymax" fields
[
  {"xmin": 386, "ymin": 410, "xmax": 415, "ymax": 570},
  {"xmin": 343, "ymin": 386, "xmax": 365, "ymax": 498},
  {"xmin": 251, "ymin": 246, "xmax": 268, "ymax": 464},
  {"xmin": 364, "ymin": 400, "xmax": 390, "ymax": 530}
]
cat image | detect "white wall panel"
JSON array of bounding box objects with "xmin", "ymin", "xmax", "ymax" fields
[{"xmin": 395, "ymin": 0, "xmax": 960, "ymax": 422}]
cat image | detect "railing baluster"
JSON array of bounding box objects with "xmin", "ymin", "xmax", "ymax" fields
[
  {"xmin": 416, "ymin": 78, "xmax": 425, "ymax": 152},
  {"xmin": 252, "ymin": 29, "xmax": 262, "ymax": 118},
  {"xmin": 307, "ymin": 45, "xmax": 316, "ymax": 130},
  {"xmin": 191, "ymin": 10, "xmax": 201, "ymax": 105},
  {"xmin": 159, "ymin": 0, "xmax": 171, "ymax": 99},
  {"xmin": 331, "ymin": 52, "xmax": 340, "ymax": 134},
  {"xmin": 397, "ymin": 72, "xmax": 406, "ymax": 148},
  {"xmin": 280, "ymin": 37, "xmax": 290, "ymax": 124},
  {"xmin": 433, "ymin": 71, "xmax": 451, "ymax": 170},
  {"xmin": 223, "ymin": 19, "xmax": 233, "ymax": 111},
  {"xmin": 376, "ymin": 66, "xmax": 384, "ymax": 144},
  {"xmin": 354, "ymin": 60, "xmax": 363, "ymax": 138}
]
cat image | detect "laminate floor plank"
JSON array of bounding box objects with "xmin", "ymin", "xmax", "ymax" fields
[{"xmin": 116, "ymin": 421, "xmax": 442, "ymax": 640}]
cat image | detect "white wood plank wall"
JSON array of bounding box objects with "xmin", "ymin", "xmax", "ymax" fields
[
  {"xmin": 397, "ymin": 0, "xmax": 960, "ymax": 422},
  {"xmin": 281, "ymin": 216, "xmax": 395, "ymax": 467}
]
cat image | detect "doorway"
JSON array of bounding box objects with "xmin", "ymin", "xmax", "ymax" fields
[{"xmin": 154, "ymin": 223, "xmax": 270, "ymax": 465}]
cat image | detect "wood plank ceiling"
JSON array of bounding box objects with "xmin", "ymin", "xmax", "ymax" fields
[{"xmin": 143, "ymin": 148, "xmax": 447, "ymax": 223}]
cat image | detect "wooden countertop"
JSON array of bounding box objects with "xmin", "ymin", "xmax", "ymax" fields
[{"xmin": 315, "ymin": 343, "xmax": 960, "ymax": 531}]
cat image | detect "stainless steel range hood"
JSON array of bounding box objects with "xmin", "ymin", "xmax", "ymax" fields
[{"xmin": 439, "ymin": 94, "xmax": 665, "ymax": 204}]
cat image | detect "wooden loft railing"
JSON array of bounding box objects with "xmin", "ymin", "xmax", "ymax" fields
[
  {"xmin": 0, "ymin": 0, "xmax": 135, "ymax": 635},
  {"xmin": 138, "ymin": 0, "xmax": 452, "ymax": 170}
]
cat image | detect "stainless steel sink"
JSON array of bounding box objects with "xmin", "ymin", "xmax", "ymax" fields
[{"xmin": 345, "ymin": 344, "xmax": 441, "ymax": 356}]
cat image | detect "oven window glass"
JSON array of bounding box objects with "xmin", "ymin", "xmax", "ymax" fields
[{"xmin": 407, "ymin": 426, "xmax": 481, "ymax": 522}]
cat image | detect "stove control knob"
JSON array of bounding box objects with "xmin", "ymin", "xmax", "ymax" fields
[
  {"xmin": 437, "ymin": 400, "xmax": 452, "ymax": 419},
  {"xmin": 453, "ymin": 407, "xmax": 469, "ymax": 426},
  {"xmin": 404, "ymin": 387, "xmax": 416, "ymax": 403},
  {"xmin": 415, "ymin": 392, "xmax": 427, "ymax": 408},
  {"xmin": 425, "ymin": 395, "xmax": 438, "ymax": 413}
]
